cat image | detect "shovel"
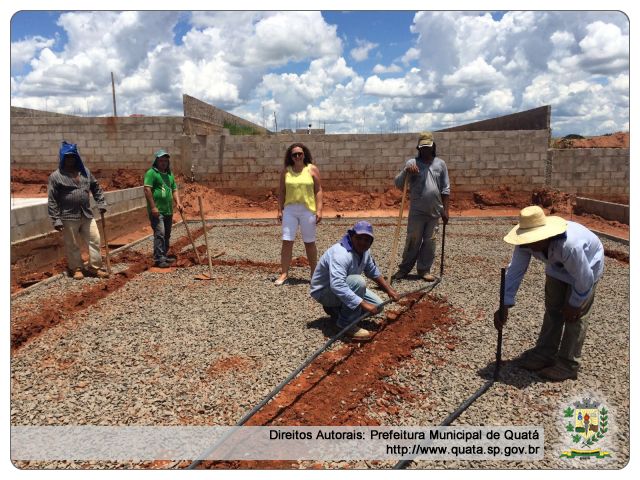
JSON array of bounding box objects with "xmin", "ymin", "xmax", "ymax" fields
[
  {"xmin": 387, "ymin": 175, "xmax": 408, "ymax": 284},
  {"xmin": 195, "ymin": 196, "xmax": 214, "ymax": 281}
]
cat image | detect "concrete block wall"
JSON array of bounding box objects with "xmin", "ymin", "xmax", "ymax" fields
[
  {"xmin": 575, "ymin": 197, "xmax": 629, "ymax": 224},
  {"xmin": 193, "ymin": 129, "xmax": 550, "ymax": 194},
  {"xmin": 10, "ymin": 115, "xmax": 185, "ymax": 172},
  {"xmin": 549, "ymin": 148, "xmax": 629, "ymax": 197},
  {"xmin": 183, "ymin": 94, "xmax": 269, "ymax": 134},
  {"xmin": 11, "ymin": 187, "xmax": 146, "ymax": 244}
]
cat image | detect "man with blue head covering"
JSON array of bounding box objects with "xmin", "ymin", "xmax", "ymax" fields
[
  {"xmin": 310, "ymin": 221, "xmax": 400, "ymax": 341},
  {"xmin": 47, "ymin": 141, "xmax": 108, "ymax": 280}
]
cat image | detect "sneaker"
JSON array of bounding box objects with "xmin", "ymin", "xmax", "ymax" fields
[
  {"xmin": 155, "ymin": 261, "xmax": 171, "ymax": 268},
  {"xmin": 517, "ymin": 354, "xmax": 555, "ymax": 371},
  {"xmin": 72, "ymin": 269, "xmax": 84, "ymax": 280},
  {"xmin": 537, "ymin": 364, "xmax": 578, "ymax": 381},
  {"xmin": 345, "ymin": 326, "xmax": 372, "ymax": 341}
]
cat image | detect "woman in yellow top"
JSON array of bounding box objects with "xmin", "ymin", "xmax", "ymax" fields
[{"xmin": 275, "ymin": 143, "xmax": 323, "ymax": 285}]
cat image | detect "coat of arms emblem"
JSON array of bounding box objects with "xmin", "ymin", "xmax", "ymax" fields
[{"xmin": 560, "ymin": 397, "xmax": 611, "ymax": 458}]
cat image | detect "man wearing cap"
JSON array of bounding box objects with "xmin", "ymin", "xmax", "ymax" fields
[
  {"xmin": 310, "ymin": 221, "xmax": 400, "ymax": 341},
  {"xmin": 393, "ymin": 132, "xmax": 450, "ymax": 282},
  {"xmin": 494, "ymin": 206, "xmax": 604, "ymax": 381},
  {"xmin": 48, "ymin": 141, "xmax": 109, "ymax": 280},
  {"xmin": 143, "ymin": 150, "xmax": 183, "ymax": 268}
]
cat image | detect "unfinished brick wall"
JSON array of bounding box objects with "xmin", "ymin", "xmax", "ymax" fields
[
  {"xmin": 183, "ymin": 94, "xmax": 269, "ymax": 134},
  {"xmin": 549, "ymin": 148, "xmax": 630, "ymax": 198},
  {"xmin": 10, "ymin": 113, "xmax": 188, "ymax": 172},
  {"xmin": 192, "ymin": 130, "xmax": 550, "ymax": 195}
]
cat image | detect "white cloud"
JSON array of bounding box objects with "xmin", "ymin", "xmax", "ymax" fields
[
  {"xmin": 10, "ymin": 11, "xmax": 629, "ymax": 136},
  {"xmin": 442, "ymin": 57, "xmax": 506, "ymax": 89},
  {"xmin": 350, "ymin": 39, "xmax": 378, "ymax": 62},
  {"xmin": 372, "ymin": 63, "xmax": 403, "ymax": 74},
  {"xmin": 11, "ymin": 36, "xmax": 55, "ymax": 72},
  {"xmin": 363, "ymin": 68, "xmax": 436, "ymax": 98}
]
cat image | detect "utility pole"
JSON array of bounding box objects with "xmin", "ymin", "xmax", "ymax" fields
[{"xmin": 111, "ymin": 72, "xmax": 117, "ymax": 117}]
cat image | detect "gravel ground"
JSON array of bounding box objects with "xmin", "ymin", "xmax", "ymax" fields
[{"xmin": 11, "ymin": 218, "xmax": 629, "ymax": 469}]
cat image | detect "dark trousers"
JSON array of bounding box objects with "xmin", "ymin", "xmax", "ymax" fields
[{"xmin": 150, "ymin": 213, "xmax": 173, "ymax": 264}]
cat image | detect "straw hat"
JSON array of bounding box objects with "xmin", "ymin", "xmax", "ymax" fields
[{"xmin": 503, "ymin": 206, "xmax": 567, "ymax": 245}]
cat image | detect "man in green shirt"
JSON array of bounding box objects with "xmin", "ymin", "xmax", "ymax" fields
[{"xmin": 143, "ymin": 150, "xmax": 184, "ymax": 268}]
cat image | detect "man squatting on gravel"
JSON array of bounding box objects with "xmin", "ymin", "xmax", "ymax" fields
[
  {"xmin": 310, "ymin": 221, "xmax": 400, "ymax": 341},
  {"xmin": 393, "ymin": 131, "xmax": 450, "ymax": 282},
  {"xmin": 493, "ymin": 206, "xmax": 604, "ymax": 381},
  {"xmin": 48, "ymin": 141, "xmax": 109, "ymax": 280}
]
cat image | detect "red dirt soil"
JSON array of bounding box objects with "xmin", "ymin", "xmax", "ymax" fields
[
  {"xmin": 197, "ymin": 293, "xmax": 457, "ymax": 469},
  {"xmin": 551, "ymin": 132, "xmax": 629, "ymax": 149}
]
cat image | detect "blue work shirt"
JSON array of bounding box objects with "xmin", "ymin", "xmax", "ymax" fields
[
  {"xmin": 504, "ymin": 221, "xmax": 604, "ymax": 307},
  {"xmin": 310, "ymin": 234, "xmax": 382, "ymax": 310}
]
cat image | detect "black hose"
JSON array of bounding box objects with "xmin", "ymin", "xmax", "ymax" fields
[
  {"xmin": 187, "ymin": 278, "xmax": 443, "ymax": 469},
  {"xmin": 393, "ymin": 380, "xmax": 494, "ymax": 469},
  {"xmin": 393, "ymin": 267, "xmax": 506, "ymax": 469}
]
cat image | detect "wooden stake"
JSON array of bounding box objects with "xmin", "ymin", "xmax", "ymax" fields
[
  {"xmin": 179, "ymin": 208, "xmax": 201, "ymax": 264},
  {"xmin": 100, "ymin": 211, "xmax": 112, "ymax": 275},
  {"xmin": 198, "ymin": 196, "xmax": 214, "ymax": 279},
  {"xmin": 387, "ymin": 176, "xmax": 408, "ymax": 284}
]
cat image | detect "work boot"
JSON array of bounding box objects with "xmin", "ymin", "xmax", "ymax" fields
[
  {"xmin": 537, "ymin": 364, "xmax": 578, "ymax": 381},
  {"xmin": 155, "ymin": 261, "xmax": 171, "ymax": 268},
  {"xmin": 166, "ymin": 257, "xmax": 177, "ymax": 265},
  {"xmin": 516, "ymin": 353, "xmax": 555, "ymax": 371},
  {"xmin": 418, "ymin": 271, "xmax": 436, "ymax": 282},
  {"xmin": 345, "ymin": 326, "xmax": 372, "ymax": 341},
  {"xmin": 72, "ymin": 269, "xmax": 84, "ymax": 280}
]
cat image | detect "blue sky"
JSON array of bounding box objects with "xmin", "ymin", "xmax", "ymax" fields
[{"xmin": 10, "ymin": 10, "xmax": 630, "ymax": 135}]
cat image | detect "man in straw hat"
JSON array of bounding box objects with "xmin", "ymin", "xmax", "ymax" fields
[
  {"xmin": 310, "ymin": 221, "xmax": 400, "ymax": 341},
  {"xmin": 393, "ymin": 131, "xmax": 450, "ymax": 282},
  {"xmin": 494, "ymin": 206, "xmax": 604, "ymax": 381}
]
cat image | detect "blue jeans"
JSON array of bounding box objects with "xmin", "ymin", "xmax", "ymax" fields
[
  {"xmin": 315, "ymin": 275, "xmax": 384, "ymax": 328},
  {"xmin": 149, "ymin": 213, "xmax": 173, "ymax": 264}
]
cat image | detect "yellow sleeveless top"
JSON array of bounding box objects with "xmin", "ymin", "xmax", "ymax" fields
[{"xmin": 284, "ymin": 165, "xmax": 316, "ymax": 213}]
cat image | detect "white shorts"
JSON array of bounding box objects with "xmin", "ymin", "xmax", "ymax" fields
[{"xmin": 282, "ymin": 204, "xmax": 317, "ymax": 242}]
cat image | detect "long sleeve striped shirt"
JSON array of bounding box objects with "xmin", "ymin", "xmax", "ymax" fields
[{"xmin": 47, "ymin": 168, "xmax": 107, "ymax": 227}]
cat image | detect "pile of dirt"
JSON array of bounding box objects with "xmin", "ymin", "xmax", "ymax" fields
[
  {"xmin": 531, "ymin": 188, "xmax": 575, "ymax": 215},
  {"xmin": 472, "ymin": 186, "xmax": 531, "ymax": 208},
  {"xmin": 178, "ymin": 182, "xmax": 404, "ymax": 217},
  {"xmin": 10, "ymin": 168, "xmax": 145, "ymax": 196},
  {"xmin": 551, "ymin": 132, "xmax": 629, "ymax": 149}
]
